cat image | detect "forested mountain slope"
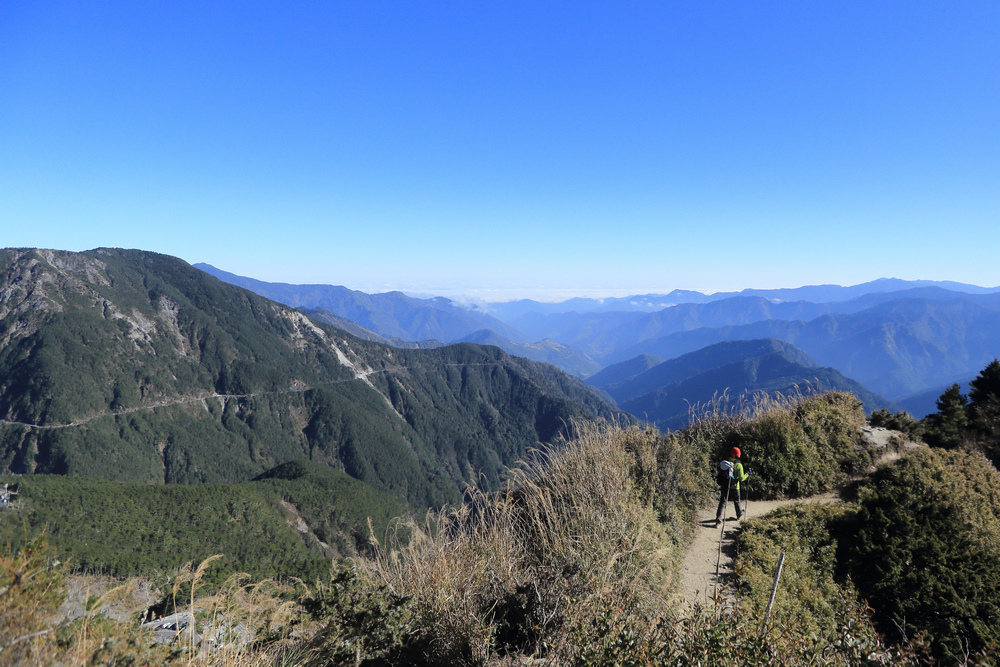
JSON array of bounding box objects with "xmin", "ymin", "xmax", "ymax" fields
[{"xmin": 0, "ymin": 249, "xmax": 623, "ymax": 508}]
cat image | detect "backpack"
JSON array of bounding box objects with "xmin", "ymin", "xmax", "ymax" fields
[{"xmin": 717, "ymin": 459, "xmax": 735, "ymax": 487}]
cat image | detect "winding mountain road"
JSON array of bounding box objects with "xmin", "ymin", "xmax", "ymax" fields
[{"xmin": 0, "ymin": 361, "xmax": 518, "ymax": 431}]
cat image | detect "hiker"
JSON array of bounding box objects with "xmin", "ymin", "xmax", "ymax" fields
[{"xmin": 715, "ymin": 447, "xmax": 749, "ymax": 527}]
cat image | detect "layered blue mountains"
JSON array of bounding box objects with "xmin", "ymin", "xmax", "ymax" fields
[{"xmin": 198, "ymin": 263, "xmax": 1000, "ymax": 420}]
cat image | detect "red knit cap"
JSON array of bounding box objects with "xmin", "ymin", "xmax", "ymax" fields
[{"xmin": 731, "ymin": 447, "xmax": 741, "ymax": 458}]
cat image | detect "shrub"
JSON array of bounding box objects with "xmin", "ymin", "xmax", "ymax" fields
[
  {"xmin": 690, "ymin": 391, "xmax": 872, "ymax": 500},
  {"xmin": 570, "ymin": 599, "xmax": 926, "ymax": 667},
  {"xmin": 868, "ymin": 407, "xmax": 924, "ymax": 440},
  {"xmin": 842, "ymin": 448, "xmax": 1000, "ymax": 662},
  {"xmin": 735, "ymin": 504, "xmax": 864, "ymax": 640},
  {"xmin": 299, "ymin": 563, "xmax": 421, "ymax": 666}
]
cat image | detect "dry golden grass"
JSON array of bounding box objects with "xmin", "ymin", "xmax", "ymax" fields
[
  {"xmin": 0, "ymin": 540, "xmax": 307, "ymax": 666},
  {"xmin": 361, "ymin": 420, "xmax": 683, "ymax": 664}
]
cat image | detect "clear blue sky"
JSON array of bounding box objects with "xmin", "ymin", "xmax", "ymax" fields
[{"xmin": 3, "ymin": 2, "xmax": 998, "ymax": 300}]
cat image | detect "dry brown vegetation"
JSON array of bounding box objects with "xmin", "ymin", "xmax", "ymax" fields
[{"xmin": 0, "ymin": 392, "xmax": 943, "ymax": 665}]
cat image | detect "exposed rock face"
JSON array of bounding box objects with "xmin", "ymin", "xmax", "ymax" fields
[{"xmin": 0, "ymin": 248, "xmax": 624, "ymax": 508}]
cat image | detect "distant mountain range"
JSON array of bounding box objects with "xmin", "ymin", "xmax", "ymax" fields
[
  {"xmin": 588, "ymin": 339, "xmax": 897, "ymax": 430},
  {"xmin": 598, "ymin": 293, "xmax": 1000, "ymax": 400},
  {"xmin": 195, "ymin": 263, "xmax": 526, "ymax": 343},
  {"xmin": 482, "ymin": 278, "xmax": 999, "ymax": 318},
  {"xmin": 196, "ymin": 263, "xmax": 601, "ymax": 377},
  {"xmin": 194, "ymin": 264, "xmax": 1000, "ymax": 411}
]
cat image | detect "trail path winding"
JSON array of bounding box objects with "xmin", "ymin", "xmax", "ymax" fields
[
  {"xmin": 675, "ymin": 427, "xmax": 912, "ymax": 608},
  {"xmin": 676, "ymin": 491, "xmax": 840, "ymax": 608}
]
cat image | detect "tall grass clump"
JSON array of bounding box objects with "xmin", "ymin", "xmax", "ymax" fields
[
  {"xmin": 687, "ymin": 391, "xmax": 873, "ymax": 499},
  {"xmin": 346, "ymin": 421, "xmax": 690, "ymax": 665},
  {"xmin": 0, "ymin": 534, "xmax": 66, "ymax": 666}
]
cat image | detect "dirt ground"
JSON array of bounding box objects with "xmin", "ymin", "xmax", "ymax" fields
[{"xmin": 674, "ymin": 491, "xmax": 840, "ymax": 608}]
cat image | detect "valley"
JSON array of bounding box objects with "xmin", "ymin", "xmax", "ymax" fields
[{"xmin": 2, "ymin": 247, "xmax": 999, "ymax": 664}]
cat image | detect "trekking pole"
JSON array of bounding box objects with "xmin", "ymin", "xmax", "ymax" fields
[{"xmin": 713, "ymin": 477, "xmax": 731, "ymax": 604}]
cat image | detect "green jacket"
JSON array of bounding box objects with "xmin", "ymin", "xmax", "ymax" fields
[{"xmin": 728, "ymin": 458, "xmax": 749, "ymax": 490}]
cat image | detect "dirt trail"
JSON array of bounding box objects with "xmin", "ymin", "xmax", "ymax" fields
[
  {"xmin": 675, "ymin": 491, "xmax": 840, "ymax": 608},
  {"xmin": 674, "ymin": 427, "xmax": 910, "ymax": 608}
]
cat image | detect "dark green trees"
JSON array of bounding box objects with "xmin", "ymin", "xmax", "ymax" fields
[
  {"xmin": 969, "ymin": 359, "xmax": 1000, "ymax": 460},
  {"xmin": 923, "ymin": 359, "xmax": 1000, "ymax": 461},
  {"xmin": 923, "ymin": 383, "xmax": 970, "ymax": 449}
]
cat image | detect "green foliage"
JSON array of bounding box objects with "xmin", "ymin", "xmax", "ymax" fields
[
  {"xmin": 253, "ymin": 460, "xmax": 409, "ymax": 557},
  {"xmin": 300, "ymin": 564, "xmax": 424, "ymax": 666},
  {"xmin": 923, "ymin": 383, "xmax": 971, "ymax": 449},
  {"xmin": 842, "ymin": 448, "xmax": 1000, "ymax": 662},
  {"xmin": 0, "ymin": 468, "xmax": 406, "ymax": 580},
  {"xmin": 567, "ymin": 598, "xmax": 924, "ymax": 666},
  {"xmin": 969, "ymin": 358, "xmax": 1000, "ymax": 412},
  {"xmin": 868, "ymin": 406, "xmax": 924, "ymax": 440},
  {"xmin": 735, "ymin": 504, "xmax": 865, "ymax": 640},
  {"xmin": 691, "ymin": 392, "xmax": 872, "ymax": 500},
  {"xmin": 969, "ymin": 358, "xmax": 1000, "ymax": 464},
  {"xmin": 920, "ymin": 360, "xmax": 1000, "ymax": 467}
]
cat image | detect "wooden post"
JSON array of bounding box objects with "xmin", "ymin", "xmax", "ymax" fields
[{"xmin": 760, "ymin": 551, "xmax": 786, "ymax": 636}]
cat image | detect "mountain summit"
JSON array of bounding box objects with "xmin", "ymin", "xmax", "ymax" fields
[{"xmin": 0, "ymin": 249, "xmax": 623, "ymax": 507}]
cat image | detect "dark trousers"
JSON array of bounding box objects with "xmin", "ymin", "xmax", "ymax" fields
[{"xmin": 716, "ymin": 483, "xmax": 742, "ymax": 521}]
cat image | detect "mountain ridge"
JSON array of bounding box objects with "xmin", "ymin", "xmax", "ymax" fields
[
  {"xmin": 483, "ymin": 279, "xmax": 1000, "ymax": 320},
  {"xmin": 0, "ymin": 249, "xmax": 625, "ymax": 510},
  {"xmin": 605, "ymin": 339, "xmax": 897, "ymax": 430},
  {"xmin": 604, "ymin": 295, "xmax": 1000, "ymax": 399},
  {"xmin": 194, "ymin": 263, "xmax": 526, "ymax": 344}
]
